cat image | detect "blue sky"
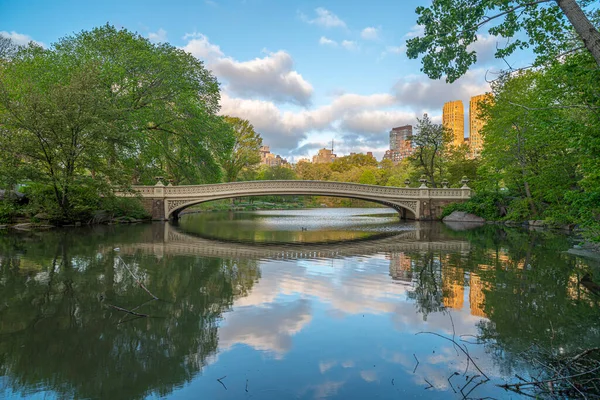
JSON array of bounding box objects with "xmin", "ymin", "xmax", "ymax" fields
[{"xmin": 0, "ymin": 0, "xmax": 510, "ymax": 160}]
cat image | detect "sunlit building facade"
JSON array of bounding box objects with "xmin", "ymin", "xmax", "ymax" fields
[
  {"xmin": 442, "ymin": 100, "xmax": 465, "ymax": 147},
  {"xmin": 468, "ymin": 94, "xmax": 493, "ymax": 158}
]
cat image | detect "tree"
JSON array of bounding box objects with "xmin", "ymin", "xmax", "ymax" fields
[
  {"xmin": 406, "ymin": 0, "xmax": 600, "ymax": 82},
  {"xmin": 0, "ymin": 34, "xmax": 19, "ymax": 60},
  {"xmin": 0, "ymin": 25, "xmax": 231, "ymax": 220},
  {"xmin": 256, "ymin": 165, "xmax": 297, "ymax": 180},
  {"xmin": 219, "ymin": 117, "xmax": 263, "ymax": 182},
  {"xmin": 409, "ymin": 114, "xmax": 452, "ymax": 187}
]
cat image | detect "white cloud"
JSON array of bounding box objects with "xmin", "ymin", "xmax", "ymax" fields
[
  {"xmin": 386, "ymin": 45, "xmax": 405, "ymax": 54},
  {"xmin": 341, "ymin": 40, "xmax": 356, "ymax": 51},
  {"xmin": 361, "ymin": 27, "xmax": 379, "ymax": 40},
  {"xmin": 319, "ymin": 36, "xmax": 337, "ymax": 46},
  {"xmin": 393, "ymin": 69, "xmax": 490, "ymax": 110},
  {"xmin": 469, "ymin": 34, "xmax": 504, "ymax": 65},
  {"xmin": 147, "ymin": 28, "xmax": 167, "ymax": 43},
  {"xmin": 340, "ymin": 110, "xmax": 416, "ymax": 134},
  {"xmin": 0, "ymin": 31, "xmax": 45, "ymax": 48},
  {"xmin": 301, "ymin": 7, "xmax": 346, "ymax": 28},
  {"xmin": 182, "ymin": 32, "xmax": 224, "ymax": 60},
  {"xmin": 183, "ymin": 33, "xmax": 313, "ymax": 105},
  {"xmin": 404, "ymin": 24, "xmax": 424, "ymax": 38}
]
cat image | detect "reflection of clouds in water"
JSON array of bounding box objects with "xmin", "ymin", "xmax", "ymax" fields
[
  {"xmin": 319, "ymin": 360, "xmax": 337, "ymax": 373},
  {"xmin": 309, "ymin": 380, "xmax": 346, "ymax": 399},
  {"xmin": 360, "ymin": 370, "xmax": 378, "ymax": 382},
  {"xmin": 218, "ymin": 299, "xmax": 312, "ymax": 357}
]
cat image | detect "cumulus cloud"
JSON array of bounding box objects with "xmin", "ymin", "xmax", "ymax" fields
[
  {"xmin": 469, "ymin": 34, "xmax": 505, "ymax": 65},
  {"xmin": 341, "ymin": 40, "xmax": 357, "ymax": 51},
  {"xmin": 393, "ymin": 69, "xmax": 490, "ymax": 110},
  {"xmin": 319, "ymin": 36, "xmax": 337, "ymax": 46},
  {"xmin": 361, "ymin": 27, "xmax": 379, "ymax": 40},
  {"xmin": 147, "ymin": 28, "xmax": 167, "ymax": 43},
  {"xmin": 183, "ymin": 33, "xmax": 313, "ymax": 105},
  {"xmin": 220, "ymin": 92, "xmax": 398, "ymax": 151},
  {"xmin": 0, "ymin": 30, "xmax": 45, "ymax": 47},
  {"xmin": 301, "ymin": 7, "xmax": 346, "ymax": 28}
]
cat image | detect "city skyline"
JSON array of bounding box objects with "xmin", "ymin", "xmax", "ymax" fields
[{"xmin": 1, "ymin": 0, "xmax": 523, "ymax": 160}]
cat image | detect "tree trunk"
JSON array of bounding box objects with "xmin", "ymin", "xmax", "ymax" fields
[{"xmin": 556, "ymin": 0, "xmax": 600, "ymax": 67}]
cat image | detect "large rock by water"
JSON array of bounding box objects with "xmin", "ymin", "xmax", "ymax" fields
[{"xmin": 442, "ymin": 211, "xmax": 485, "ymax": 223}]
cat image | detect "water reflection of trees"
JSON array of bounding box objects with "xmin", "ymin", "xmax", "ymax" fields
[
  {"xmin": 397, "ymin": 225, "xmax": 600, "ymax": 375},
  {"xmin": 0, "ymin": 227, "xmax": 260, "ymax": 400}
]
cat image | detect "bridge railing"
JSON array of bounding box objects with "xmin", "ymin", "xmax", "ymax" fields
[{"xmin": 118, "ymin": 180, "xmax": 471, "ymax": 199}]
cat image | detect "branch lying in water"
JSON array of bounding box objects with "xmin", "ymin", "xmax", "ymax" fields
[
  {"xmin": 106, "ymin": 303, "xmax": 149, "ymax": 317},
  {"xmin": 415, "ymin": 331, "xmax": 490, "ymax": 380},
  {"xmin": 115, "ymin": 254, "xmax": 159, "ymax": 300}
]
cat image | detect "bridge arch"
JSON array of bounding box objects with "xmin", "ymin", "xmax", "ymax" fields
[
  {"xmin": 117, "ymin": 180, "xmax": 471, "ymax": 221},
  {"xmin": 168, "ymin": 193, "xmax": 417, "ymax": 220}
]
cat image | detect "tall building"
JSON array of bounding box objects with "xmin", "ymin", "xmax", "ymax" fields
[
  {"xmin": 469, "ymin": 94, "xmax": 492, "ymax": 158},
  {"xmin": 260, "ymin": 146, "xmax": 289, "ymax": 167},
  {"xmin": 312, "ymin": 148, "xmax": 337, "ymax": 164},
  {"xmin": 443, "ymin": 100, "xmax": 465, "ymax": 147},
  {"xmin": 384, "ymin": 125, "xmax": 414, "ymax": 163}
]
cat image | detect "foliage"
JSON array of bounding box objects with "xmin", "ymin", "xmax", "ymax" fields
[
  {"xmin": 0, "ymin": 25, "xmax": 231, "ymax": 222},
  {"xmin": 441, "ymin": 191, "xmax": 510, "ymax": 220},
  {"xmin": 256, "ymin": 165, "xmax": 297, "ymax": 181},
  {"xmin": 406, "ymin": 0, "xmax": 600, "ymax": 82},
  {"xmin": 219, "ymin": 116, "xmax": 263, "ymax": 182},
  {"xmin": 409, "ymin": 113, "xmax": 453, "ymax": 187}
]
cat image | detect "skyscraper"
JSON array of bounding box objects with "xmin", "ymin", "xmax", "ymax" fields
[
  {"xmin": 469, "ymin": 94, "xmax": 492, "ymax": 158},
  {"xmin": 384, "ymin": 125, "xmax": 413, "ymax": 163},
  {"xmin": 442, "ymin": 100, "xmax": 465, "ymax": 146}
]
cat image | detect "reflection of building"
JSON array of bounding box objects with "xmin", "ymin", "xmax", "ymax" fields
[
  {"xmin": 388, "ymin": 252, "xmax": 413, "ymax": 283},
  {"xmin": 468, "ymin": 94, "xmax": 492, "ymax": 158},
  {"xmin": 469, "ymin": 272, "xmax": 488, "ymax": 317},
  {"xmin": 260, "ymin": 146, "xmax": 289, "ymax": 167},
  {"xmin": 312, "ymin": 148, "xmax": 337, "ymax": 164},
  {"xmin": 443, "ymin": 100, "xmax": 465, "ymax": 147},
  {"xmin": 384, "ymin": 125, "xmax": 414, "ymax": 163},
  {"xmin": 442, "ymin": 266, "xmax": 464, "ymax": 310}
]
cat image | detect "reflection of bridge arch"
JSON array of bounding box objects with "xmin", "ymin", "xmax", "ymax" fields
[
  {"xmin": 117, "ymin": 180, "xmax": 471, "ymax": 221},
  {"xmin": 116, "ymin": 224, "xmax": 471, "ymax": 260}
]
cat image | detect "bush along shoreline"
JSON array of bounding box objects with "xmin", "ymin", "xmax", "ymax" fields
[{"xmin": 0, "ymin": 190, "xmax": 151, "ymax": 230}]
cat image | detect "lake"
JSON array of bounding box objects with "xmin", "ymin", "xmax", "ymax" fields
[{"xmin": 1, "ymin": 208, "xmax": 599, "ymax": 399}]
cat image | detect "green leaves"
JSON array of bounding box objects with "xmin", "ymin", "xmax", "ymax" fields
[
  {"xmin": 406, "ymin": 0, "xmax": 598, "ymax": 82},
  {"xmin": 0, "ymin": 24, "xmax": 230, "ymax": 221}
]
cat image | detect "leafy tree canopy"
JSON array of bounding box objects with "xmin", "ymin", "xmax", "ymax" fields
[{"xmin": 406, "ymin": 0, "xmax": 600, "ymax": 82}]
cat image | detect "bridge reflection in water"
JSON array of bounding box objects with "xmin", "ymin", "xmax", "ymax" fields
[{"xmin": 116, "ymin": 222, "xmax": 471, "ymax": 261}]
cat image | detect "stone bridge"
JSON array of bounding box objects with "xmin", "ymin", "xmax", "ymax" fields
[
  {"xmin": 114, "ymin": 223, "xmax": 471, "ymax": 260},
  {"xmin": 116, "ymin": 180, "xmax": 471, "ymax": 221}
]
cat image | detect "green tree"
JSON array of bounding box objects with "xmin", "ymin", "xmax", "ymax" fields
[
  {"xmin": 219, "ymin": 117, "xmax": 263, "ymax": 182},
  {"xmin": 406, "ymin": 0, "xmax": 600, "ymax": 82},
  {"xmin": 256, "ymin": 165, "xmax": 297, "ymax": 180},
  {"xmin": 409, "ymin": 114, "xmax": 452, "ymax": 187},
  {"xmin": 0, "ymin": 25, "xmax": 230, "ymax": 220}
]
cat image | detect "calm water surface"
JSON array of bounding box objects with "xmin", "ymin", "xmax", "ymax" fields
[{"xmin": 1, "ymin": 208, "xmax": 599, "ymax": 399}]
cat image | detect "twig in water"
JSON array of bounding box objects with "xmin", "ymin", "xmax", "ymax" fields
[
  {"xmin": 391, "ymin": 378, "xmax": 394, "ymax": 386},
  {"xmin": 106, "ymin": 303, "xmax": 149, "ymax": 317},
  {"xmin": 118, "ymin": 298, "xmax": 158, "ymax": 324},
  {"xmin": 448, "ymin": 310, "xmax": 459, "ymax": 356},
  {"xmin": 424, "ymin": 379, "xmax": 433, "ymax": 389},
  {"xmin": 245, "ymin": 379, "xmax": 248, "ymax": 392},
  {"xmin": 217, "ymin": 375, "xmax": 227, "ymax": 390},
  {"xmin": 448, "ymin": 372, "xmax": 459, "ymax": 393},
  {"xmin": 498, "ymin": 364, "xmax": 600, "ymax": 390},
  {"xmin": 413, "ymin": 353, "xmax": 420, "ymax": 373},
  {"xmin": 115, "ymin": 254, "xmax": 158, "ymax": 300},
  {"xmin": 416, "ymin": 332, "xmax": 489, "ymax": 380}
]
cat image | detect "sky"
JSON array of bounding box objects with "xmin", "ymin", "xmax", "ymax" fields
[{"xmin": 0, "ymin": 0, "xmax": 514, "ymax": 161}]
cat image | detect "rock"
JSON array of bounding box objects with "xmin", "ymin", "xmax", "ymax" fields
[
  {"xmin": 0, "ymin": 225, "xmax": 7, "ymax": 230},
  {"xmin": 92, "ymin": 210, "xmax": 112, "ymax": 224},
  {"xmin": 528, "ymin": 220, "xmax": 546, "ymax": 227},
  {"xmin": 504, "ymin": 220, "xmax": 519, "ymax": 226},
  {"xmin": 444, "ymin": 221, "xmax": 485, "ymax": 231},
  {"xmin": 75, "ymin": 221, "xmax": 82, "ymax": 226},
  {"xmin": 12, "ymin": 223, "xmax": 33, "ymax": 230},
  {"xmin": 33, "ymin": 213, "xmax": 51, "ymax": 221},
  {"xmin": 442, "ymin": 211, "xmax": 485, "ymax": 223}
]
